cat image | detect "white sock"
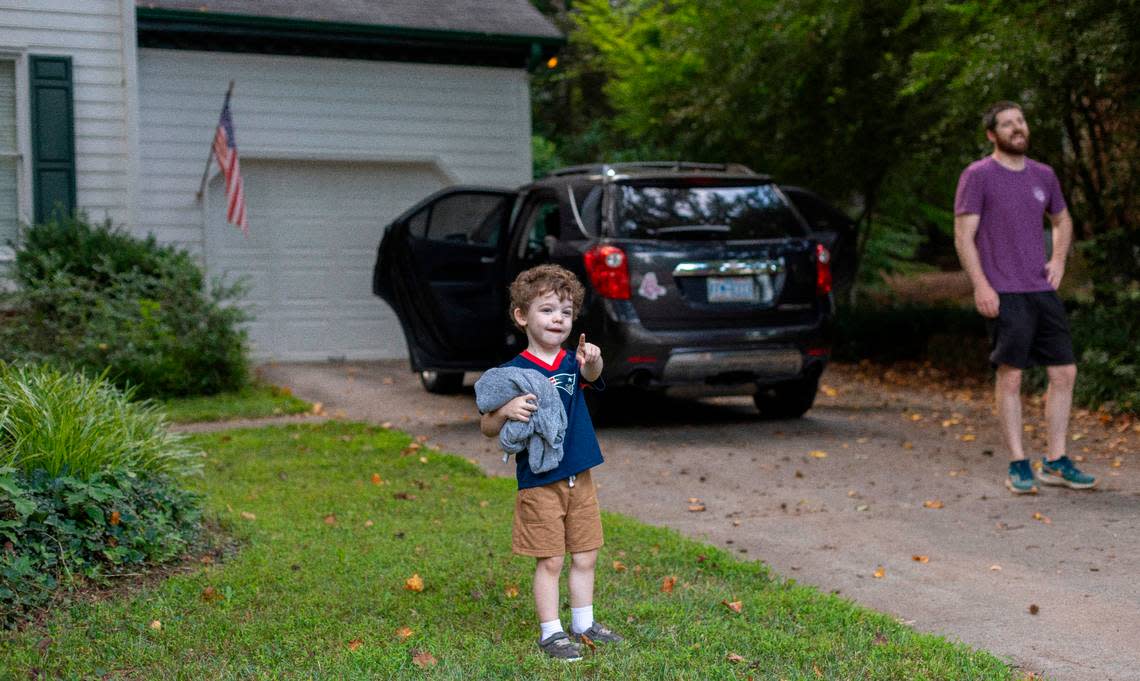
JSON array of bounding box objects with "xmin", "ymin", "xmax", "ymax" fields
[
  {"xmin": 571, "ymin": 605, "xmax": 593, "ymax": 634},
  {"xmin": 539, "ymin": 619, "xmax": 563, "ymax": 641}
]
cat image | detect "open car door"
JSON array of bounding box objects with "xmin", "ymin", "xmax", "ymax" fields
[{"xmin": 374, "ymin": 187, "xmax": 516, "ymax": 374}]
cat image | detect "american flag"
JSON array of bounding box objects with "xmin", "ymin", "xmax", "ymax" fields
[{"xmin": 211, "ymin": 91, "xmax": 248, "ymax": 235}]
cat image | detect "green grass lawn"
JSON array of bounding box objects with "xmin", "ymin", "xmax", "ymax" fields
[
  {"xmin": 0, "ymin": 423, "xmax": 1014, "ymax": 679},
  {"xmin": 158, "ymin": 383, "xmax": 310, "ymax": 423}
]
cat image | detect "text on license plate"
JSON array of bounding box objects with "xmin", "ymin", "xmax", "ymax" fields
[{"xmin": 707, "ymin": 277, "xmax": 757, "ymax": 303}]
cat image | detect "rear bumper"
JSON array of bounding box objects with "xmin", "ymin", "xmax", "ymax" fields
[{"xmin": 592, "ymin": 299, "xmax": 831, "ymax": 395}]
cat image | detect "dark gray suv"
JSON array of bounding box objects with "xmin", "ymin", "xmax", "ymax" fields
[{"xmin": 373, "ymin": 162, "xmax": 851, "ymax": 418}]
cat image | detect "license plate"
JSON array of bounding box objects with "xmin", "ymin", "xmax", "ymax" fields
[{"xmin": 707, "ymin": 277, "xmax": 755, "ymax": 303}]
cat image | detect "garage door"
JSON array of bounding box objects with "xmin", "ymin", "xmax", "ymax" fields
[{"xmin": 205, "ymin": 160, "xmax": 447, "ymax": 361}]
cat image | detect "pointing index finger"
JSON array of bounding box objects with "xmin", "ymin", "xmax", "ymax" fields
[{"xmin": 578, "ymin": 333, "xmax": 587, "ymax": 349}]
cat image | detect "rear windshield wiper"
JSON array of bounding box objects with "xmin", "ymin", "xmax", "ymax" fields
[{"xmin": 646, "ymin": 224, "xmax": 731, "ymax": 235}]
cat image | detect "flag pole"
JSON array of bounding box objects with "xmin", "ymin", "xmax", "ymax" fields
[{"xmin": 195, "ymin": 80, "xmax": 235, "ymax": 201}]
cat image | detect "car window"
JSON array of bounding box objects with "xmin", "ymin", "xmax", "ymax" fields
[
  {"xmin": 566, "ymin": 185, "xmax": 601, "ymax": 239},
  {"xmin": 406, "ymin": 207, "xmax": 428, "ymax": 238},
  {"xmin": 427, "ymin": 193, "xmax": 509, "ymax": 245},
  {"xmin": 516, "ymin": 199, "xmax": 561, "ymax": 261},
  {"xmin": 614, "ymin": 181, "xmax": 807, "ymax": 240}
]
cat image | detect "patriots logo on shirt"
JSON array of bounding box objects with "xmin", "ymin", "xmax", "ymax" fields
[
  {"xmin": 550, "ymin": 373, "xmax": 576, "ymax": 396},
  {"xmin": 1033, "ymin": 187, "xmax": 1046, "ymax": 203}
]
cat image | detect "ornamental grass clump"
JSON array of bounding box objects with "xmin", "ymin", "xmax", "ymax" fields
[
  {"xmin": 0, "ymin": 363, "xmax": 203, "ymax": 624},
  {"xmin": 0, "ymin": 362, "xmax": 201, "ymax": 479}
]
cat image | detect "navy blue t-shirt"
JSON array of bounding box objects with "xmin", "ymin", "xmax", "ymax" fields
[{"xmin": 500, "ymin": 349, "xmax": 604, "ymax": 490}]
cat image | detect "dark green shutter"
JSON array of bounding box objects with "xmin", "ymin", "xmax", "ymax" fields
[{"xmin": 29, "ymin": 55, "xmax": 76, "ymax": 224}]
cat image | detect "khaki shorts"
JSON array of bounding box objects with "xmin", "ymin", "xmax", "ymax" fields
[{"xmin": 512, "ymin": 469, "xmax": 604, "ymax": 557}]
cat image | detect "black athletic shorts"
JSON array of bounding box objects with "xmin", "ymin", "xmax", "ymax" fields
[{"xmin": 986, "ymin": 291, "xmax": 1076, "ymax": 369}]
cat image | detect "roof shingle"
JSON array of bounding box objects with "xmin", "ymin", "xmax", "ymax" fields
[{"xmin": 136, "ymin": 0, "xmax": 562, "ymax": 40}]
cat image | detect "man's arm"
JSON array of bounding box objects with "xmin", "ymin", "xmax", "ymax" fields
[
  {"xmin": 953, "ymin": 213, "xmax": 999, "ymax": 318},
  {"xmin": 1045, "ymin": 208, "xmax": 1072, "ymax": 290}
]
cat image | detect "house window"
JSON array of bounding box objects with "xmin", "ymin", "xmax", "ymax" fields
[{"xmin": 0, "ymin": 58, "xmax": 18, "ymax": 259}]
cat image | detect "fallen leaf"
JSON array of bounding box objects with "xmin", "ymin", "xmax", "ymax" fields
[
  {"xmin": 1032, "ymin": 512, "xmax": 1052, "ymax": 524},
  {"xmin": 1072, "ymin": 433, "xmax": 1084, "ymax": 441},
  {"xmin": 873, "ymin": 632, "xmax": 888, "ymax": 646},
  {"xmin": 960, "ymin": 434, "xmax": 976, "ymax": 442},
  {"xmin": 872, "ymin": 566, "xmax": 886, "ymax": 579},
  {"xmin": 364, "ymin": 520, "xmax": 374, "ymax": 528},
  {"xmin": 821, "ymin": 385, "xmax": 839, "ymax": 397},
  {"xmin": 912, "ymin": 555, "xmax": 930, "ymax": 563},
  {"xmin": 661, "ymin": 576, "xmax": 676, "ymax": 593},
  {"xmin": 909, "ymin": 413, "xmax": 923, "ymax": 422},
  {"xmin": 149, "ymin": 620, "xmax": 162, "ymax": 631},
  {"xmin": 814, "ymin": 663, "xmax": 823, "ymax": 678},
  {"xmin": 726, "ymin": 652, "xmax": 745, "ymax": 663},
  {"xmin": 347, "ymin": 638, "xmax": 363, "ymax": 651},
  {"xmin": 687, "ymin": 497, "xmax": 701, "ymax": 503},
  {"xmin": 902, "ymin": 441, "xmax": 914, "ymax": 450},
  {"xmin": 381, "ymin": 421, "xmax": 393, "ymax": 429},
  {"xmin": 311, "ymin": 402, "xmax": 324, "ymax": 415},
  {"xmin": 722, "ymin": 600, "xmax": 743, "ymax": 613},
  {"xmin": 324, "ymin": 514, "xmax": 337, "ymax": 525},
  {"xmin": 856, "ymin": 504, "xmax": 870, "ymax": 511},
  {"xmin": 1028, "ymin": 604, "xmax": 1039, "ymax": 615},
  {"xmin": 579, "ymin": 632, "xmax": 596, "ymax": 651},
  {"xmin": 504, "ymin": 584, "xmax": 519, "ymax": 598},
  {"xmin": 613, "ymin": 561, "xmax": 627, "ymax": 572},
  {"xmin": 419, "ymin": 456, "xmax": 428, "ymax": 464},
  {"xmin": 201, "ymin": 586, "xmax": 224, "ymax": 603},
  {"xmin": 404, "ymin": 574, "xmax": 424, "ymax": 592},
  {"xmin": 395, "ymin": 626, "xmax": 413, "ymax": 641},
  {"xmin": 688, "ymin": 504, "xmax": 706, "ymax": 512},
  {"xmin": 393, "ymin": 492, "xmax": 417, "ymax": 500},
  {"xmin": 990, "ymin": 564, "xmax": 1002, "ymax": 571},
  {"xmin": 240, "ymin": 511, "xmax": 256, "ymax": 521},
  {"xmin": 923, "ymin": 500, "xmax": 944, "ymax": 509},
  {"xmin": 1112, "ymin": 458, "xmax": 1123, "ymax": 468},
  {"xmin": 109, "ymin": 511, "xmax": 121, "ymax": 526},
  {"xmin": 479, "ymin": 500, "xmax": 489, "ymax": 508},
  {"xmin": 809, "ymin": 450, "xmax": 828, "ymax": 458},
  {"xmin": 371, "ymin": 473, "xmax": 383, "ymax": 485},
  {"xmin": 410, "ymin": 649, "xmax": 437, "ymax": 669}
]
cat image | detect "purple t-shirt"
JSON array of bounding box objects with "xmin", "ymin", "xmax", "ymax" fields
[{"xmin": 954, "ymin": 156, "xmax": 1066, "ymax": 293}]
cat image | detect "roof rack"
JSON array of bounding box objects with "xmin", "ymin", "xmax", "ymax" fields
[{"xmin": 547, "ymin": 161, "xmax": 758, "ymax": 177}]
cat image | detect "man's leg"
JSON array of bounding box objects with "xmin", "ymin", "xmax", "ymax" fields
[
  {"xmin": 995, "ymin": 364, "xmax": 1026, "ymax": 459},
  {"xmin": 1044, "ymin": 364, "xmax": 1076, "ymax": 461}
]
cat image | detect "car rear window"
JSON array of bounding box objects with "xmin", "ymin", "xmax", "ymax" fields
[{"xmin": 614, "ymin": 181, "xmax": 807, "ymax": 240}]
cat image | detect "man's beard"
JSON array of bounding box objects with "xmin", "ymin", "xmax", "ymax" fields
[{"xmin": 995, "ymin": 132, "xmax": 1029, "ymax": 155}]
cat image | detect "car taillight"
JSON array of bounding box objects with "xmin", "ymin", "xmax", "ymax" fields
[
  {"xmin": 583, "ymin": 245, "xmax": 630, "ymax": 299},
  {"xmin": 815, "ymin": 243, "xmax": 832, "ymax": 296}
]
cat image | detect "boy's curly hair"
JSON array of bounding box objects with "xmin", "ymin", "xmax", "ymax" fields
[{"xmin": 508, "ymin": 264, "xmax": 585, "ymax": 328}]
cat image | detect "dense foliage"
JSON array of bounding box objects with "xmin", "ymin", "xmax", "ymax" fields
[
  {"xmin": 0, "ymin": 466, "xmax": 201, "ymax": 625},
  {"xmin": 0, "ymin": 214, "xmax": 249, "ymax": 398},
  {"xmin": 531, "ymin": 0, "xmax": 1139, "ymax": 291},
  {"xmin": 0, "ymin": 364, "xmax": 203, "ymax": 624}
]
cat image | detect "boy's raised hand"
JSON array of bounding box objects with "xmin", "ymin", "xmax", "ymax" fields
[
  {"xmin": 501, "ymin": 393, "xmax": 538, "ymax": 422},
  {"xmin": 574, "ymin": 333, "xmax": 601, "ymax": 369}
]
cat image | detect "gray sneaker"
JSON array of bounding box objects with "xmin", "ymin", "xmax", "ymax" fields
[
  {"xmin": 538, "ymin": 631, "xmax": 582, "ymax": 661},
  {"xmin": 571, "ymin": 622, "xmax": 623, "ymax": 644}
]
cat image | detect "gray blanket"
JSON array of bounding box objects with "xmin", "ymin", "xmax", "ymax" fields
[{"xmin": 474, "ymin": 366, "xmax": 567, "ymax": 474}]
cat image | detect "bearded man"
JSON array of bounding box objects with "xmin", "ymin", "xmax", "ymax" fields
[{"xmin": 953, "ymin": 100, "xmax": 1096, "ymax": 494}]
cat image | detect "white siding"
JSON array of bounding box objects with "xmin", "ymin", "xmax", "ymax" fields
[
  {"xmin": 0, "ymin": 0, "xmax": 137, "ymax": 227},
  {"xmin": 137, "ymin": 49, "xmax": 533, "ymax": 254}
]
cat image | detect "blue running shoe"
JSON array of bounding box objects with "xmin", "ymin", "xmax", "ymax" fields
[
  {"xmin": 1006, "ymin": 460, "xmax": 1038, "ymax": 495},
  {"xmin": 1037, "ymin": 455, "xmax": 1097, "ymax": 490}
]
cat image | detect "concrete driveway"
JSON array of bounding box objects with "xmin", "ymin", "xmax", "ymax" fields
[{"xmin": 259, "ymin": 360, "xmax": 1139, "ymax": 680}]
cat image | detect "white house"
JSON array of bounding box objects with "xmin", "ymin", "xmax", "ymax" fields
[{"xmin": 0, "ymin": 0, "xmax": 561, "ymax": 360}]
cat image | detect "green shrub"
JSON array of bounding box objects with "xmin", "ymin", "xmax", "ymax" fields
[
  {"xmin": 0, "ymin": 214, "xmax": 249, "ymax": 398},
  {"xmin": 0, "ymin": 465, "xmax": 201, "ymax": 625},
  {"xmin": 0, "ymin": 363, "xmax": 203, "ymax": 624},
  {"xmin": 0, "ymin": 363, "xmax": 201, "ymax": 479},
  {"xmin": 832, "ymin": 303, "xmax": 988, "ymax": 370}
]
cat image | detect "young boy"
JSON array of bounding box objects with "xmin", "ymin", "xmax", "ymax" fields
[{"xmin": 479, "ymin": 264, "xmax": 622, "ymax": 661}]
